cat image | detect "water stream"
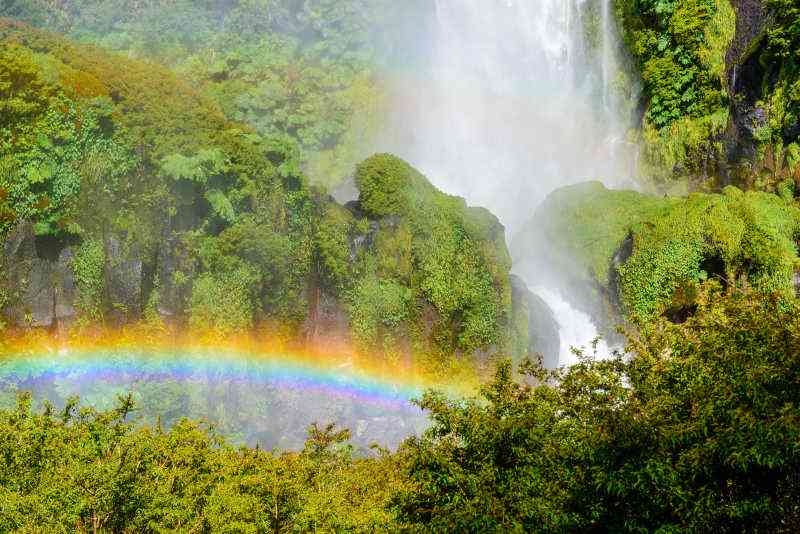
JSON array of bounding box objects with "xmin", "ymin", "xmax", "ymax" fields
[{"xmin": 382, "ymin": 0, "xmax": 633, "ymax": 365}]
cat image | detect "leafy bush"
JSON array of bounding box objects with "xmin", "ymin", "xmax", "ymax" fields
[
  {"xmin": 189, "ymin": 266, "xmax": 259, "ymax": 335},
  {"xmin": 395, "ymin": 288, "xmax": 800, "ymax": 532},
  {"xmin": 0, "ymin": 394, "xmax": 403, "ymax": 532},
  {"xmin": 1, "ymin": 289, "xmax": 799, "ymax": 531}
]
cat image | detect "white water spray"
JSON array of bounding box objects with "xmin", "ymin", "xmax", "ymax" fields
[
  {"xmin": 380, "ymin": 0, "xmax": 633, "ymax": 365},
  {"xmin": 533, "ymin": 286, "xmax": 612, "ymax": 366}
]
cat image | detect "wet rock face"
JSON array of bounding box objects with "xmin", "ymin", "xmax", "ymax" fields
[
  {"xmin": 104, "ymin": 236, "xmax": 143, "ymax": 325},
  {"xmin": 154, "ymin": 231, "xmax": 193, "ymax": 321},
  {"xmin": 53, "ymin": 248, "xmax": 77, "ymax": 327},
  {"xmin": 510, "ymin": 274, "xmax": 560, "ymax": 368},
  {"xmin": 526, "ymin": 291, "xmax": 560, "ymax": 368},
  {"xmin": 724, "ymin": 0, "xmax": 769, "ymax": 167},
  {"xmin": 2, "ymin": 223, "xmax": 77, "ymax": 329},
  {"xmin": 304, "ymin": 286, "xmax": 351, "ymax": 350}
]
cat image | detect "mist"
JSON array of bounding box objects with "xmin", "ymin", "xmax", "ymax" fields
[{"xmin": 370, "ymin": 0, "xmax": 638, "ymax": 363}]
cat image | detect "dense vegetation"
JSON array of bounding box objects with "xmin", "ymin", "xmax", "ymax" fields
[
  {"xmin": 616, "ymin": 0, "xmax": 800, "ymax": 190},
  {"xmin": 615, "ymin": 0, "xmax": 736, "ymax": 183},
  {"xmin": 0, "ymin": 18, "xmax": 525, "ymax": 366},
  {"xmin": 3, "ymin": 0, "xmax": 422, "ymax": 188},
  {"xmin": 1, "ymin": 289, "xmax": 798, "ymax": 531},
  {"xmin": 521, "ymin": 181, "xmax": 800, "ymax": 322},
  {"xmin": 2, "ymin": 1, "xmax": 800, "ymax": 531}
]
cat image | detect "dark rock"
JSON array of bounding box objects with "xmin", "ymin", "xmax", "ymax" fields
[
  {"xmin": 155, "ymin": 232, "xmax": 187, "ymax": 320},
  {"xmin": 349, "ymin": 220, "xmax": 380, "ymax": 261},
  {"xmin": 510, "ymin": 274, "xmax": 560, "ymax": 368},
  {"xmin": 723, "ymin": 0, "xmax": 770, "ymax": 175},
  {"xmin": 331, "ymin": 176, "xmax": 359, "ymax": 204},
  {"xmin": 303, "ymin": 285, "xmax": 351, "ymax": 350},
  {"xmin": 104, "ymin": 235, "xmax": 143, "ymax": 325},
  {"xmin": 2, "ymin": 222, "xmax": 77, "ymax": 329},
  {"xmin": 526, "ymin": 291, "xmax": 560, "ymax": 368},
  {"xmin": 21, "ymin": 260, "xmax": 55, "ymax": 328},
  {"xmin": 54, "ymin": 247, "xmax": 77, "ymax": 327}
]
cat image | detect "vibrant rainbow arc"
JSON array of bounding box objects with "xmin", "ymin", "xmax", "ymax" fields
[{"xmin": 0, "ymin": 329, "xmax": 477, "ymax": 411}]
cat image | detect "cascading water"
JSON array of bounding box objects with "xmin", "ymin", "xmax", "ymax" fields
[{"xmin": 381, "ymin": 0, "xmax": 635, "ymax": 365}]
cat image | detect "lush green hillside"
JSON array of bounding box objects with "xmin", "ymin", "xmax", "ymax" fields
[
  {"xmin": 616, "ymin": 0, "xmax": 800, "ymax": 191},
  {"xmin": 3, "ymin": 0, "xmax": 426, "ymax": 189},
  {"xmin": 0, "ymin": 20, "xmax": 540, "ymax": 368}
]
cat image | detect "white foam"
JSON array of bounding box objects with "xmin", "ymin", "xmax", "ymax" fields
[{"xmin": 533, "ymin": 286, "xmax": 612, "ymax": 367}]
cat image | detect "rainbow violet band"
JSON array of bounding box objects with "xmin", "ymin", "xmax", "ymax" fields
[
  {"xmin": 0, "ymin": 348, "xmax": 426, "ymax": 410},
  {"xmin": 0, "ymin": 330, "xmax": 476, "ymax": 411}
]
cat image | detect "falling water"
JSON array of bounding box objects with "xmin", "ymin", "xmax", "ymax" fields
[{"xmin": 380, "ymin": 0, "xmax": 633, "ymax": 365}]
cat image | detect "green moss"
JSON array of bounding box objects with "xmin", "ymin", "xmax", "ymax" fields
[
  {"xmin": 354, "ymin": 154, "xmax": 432, "ymax": 218},
  {"xmin": 350, "ymin": 154, "xmax": 513, "ymax": 356},
  {"xmin": 348, "ymin": 274, "xmax": 413, "ymax": 353},
  {"xmin": 620, "ymin": 188, "xmax": 800, "ymax": 318},
  {"xmin": 536, "ymin": 182, "xmax": 800, "ymax": 321},
  {"xmin": 530, "ymin": 181, "xmax": 667, "ymax": 287}
]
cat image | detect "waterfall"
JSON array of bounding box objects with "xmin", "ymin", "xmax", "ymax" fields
[
  {"xmin": 380, "ymin": 0, "xmax": 633, "ymax": 365},
  {"xmin": 382, "ymin": 0, "xmax": 633, "ymax": 233}
]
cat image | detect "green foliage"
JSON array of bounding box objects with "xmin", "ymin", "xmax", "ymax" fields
[
  {"xmin": 619, "ymin": 186, "xmax": 800, "ymax": 318},
  {"xmin": 0, "ymin": 20, "xmax": 321, "ymax": 331},
  {"xmin": 2, "ymin": 290, "xmax": 800, "ymax": 531},
  {"xmin": 0, "ymin": 393, "xmax": 404, "ymax": 532},
  {"xmin": 315, "ymin": 202, "xmax": 355, "ymax": 292},
  {"xmin": 4, "ymin": 1, "xmax": 410, "ymax": 190},
  {"xmin": 532, "ymin": 182, "xmax": 800, "ymax": 320},
  {"xmin": 0, "ymin": 44, "xmax": 134, "ymax": 237},
  {"xmin": 395, "ymin": 289, "xmax": 800, "ymax": 531},
  {"xmin": 189, "ymin": 265, "xmax": 259, "ymax": 334},
  {"xmin": 0, "ymin": 44, "xmax": 52, "ymax": 132},
  {"xmin": 352, "ymin": 154, "xmax": 513, "ymax": 355},
  {"xmin": 349, "ymin": 274, "xmax": 413, "ymax": 351},
  {"xmin": 160, "ymin": 148, "xmax": 228, "ymax": 184},
  {"xmin": 524, "ymin": 181, "xmax": 666, "ymax": 287},
  {"xmin": 72, "ymin": 238, "xmax": 105, "ymax": 322},
  {"xmin": 615, "ymin": 0, "xmax": 736, "ymax": 182}
]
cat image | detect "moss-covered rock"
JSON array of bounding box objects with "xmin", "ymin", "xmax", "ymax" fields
[
  {"xmin": 519, "ymin": 181, "xmax": 800, "ymax": 323},
  {"xmin": 313, "ymin": 154, "xmax": 524, "ymax": 361}
]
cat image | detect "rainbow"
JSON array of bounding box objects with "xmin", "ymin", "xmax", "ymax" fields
[
  {"xmin": 0, "ymin": 347, "xmax": 427, "ymax": 411},
  {"xmin": 0, "ymin": 327, "xmax": 478, "ymax": 447}
]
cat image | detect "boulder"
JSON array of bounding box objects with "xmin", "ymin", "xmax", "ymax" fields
[{"xmin": 510, "ymin": 274, "xmax": 560, "ymax": 368}]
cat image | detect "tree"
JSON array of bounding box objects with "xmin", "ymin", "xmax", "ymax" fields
[{"xmin": 395, "ymin": 287, "xmax": 800, "ymax": 532}]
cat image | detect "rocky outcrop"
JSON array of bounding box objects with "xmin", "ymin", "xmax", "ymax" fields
[
  {"xmin": 104, "ymin": 235, "xmax": 143, "ymax": 325},
  {"xmin": 2, "ymin": 223, "xmax": 77, "ymax": 329},
  {"xmin": 724, "ymin": 0, "xmax": 770, "ymax": 170}
]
